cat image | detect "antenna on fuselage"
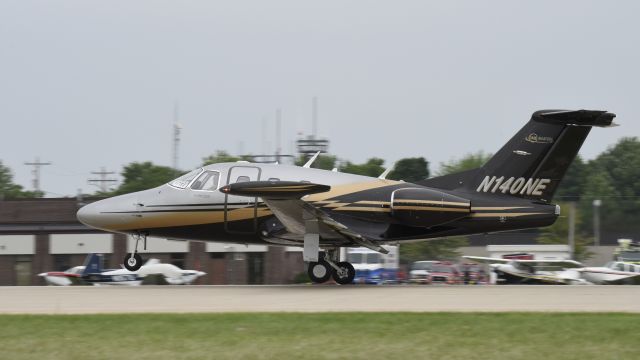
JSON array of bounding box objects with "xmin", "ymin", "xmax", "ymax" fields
[
  {"xmin": 303, "ymin": 151, "xmax": 321, "ymax": 168},
  {"xmin": 378, "ymin": 163, "xmax": 395, "ymax": 180}
]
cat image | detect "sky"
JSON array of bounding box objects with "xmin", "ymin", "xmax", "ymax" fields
[{"xmin": 1, "ymin": 1, "xmax": 639, "ymax": 197}]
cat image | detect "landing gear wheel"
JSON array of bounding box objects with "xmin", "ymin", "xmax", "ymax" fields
[
  {"xmin": 332, "ymin": 262, "xmax": 355, "ymax": 285},
  {"xmin": 123, "ymin": 253, "xmax": 143, "ymax": 271},
  {"xmin": 308, "ymin": 260, "xmax": 332, "ymax": 283}
]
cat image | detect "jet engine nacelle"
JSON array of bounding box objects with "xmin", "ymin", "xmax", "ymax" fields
[{"xmin": 391, "ymin": 188, "xmax": 471, "ymax": 227}]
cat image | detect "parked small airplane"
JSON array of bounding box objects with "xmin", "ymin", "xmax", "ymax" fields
[
  {"xmin": 39, "ymin": 254, "xmax": 206, "ymax": 286},
  {"xmin": 577, "ymin": 261, "xmax": 640, "ymax": 285},
  {"xmin": 77, "ymin": 109, "xmax": 615, "ymax": 284},
  {"xmin": 38, "ymin": 266, "xmax": 85, "ymax": 286},
  {"xmin": 463, "ymin": 255, "xmax": 586, "ymax": 284}
]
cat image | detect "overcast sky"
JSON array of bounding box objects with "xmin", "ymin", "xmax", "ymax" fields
[{"xmin": 1, "ymin": 1, "xmax": 638, "ymax": 197}]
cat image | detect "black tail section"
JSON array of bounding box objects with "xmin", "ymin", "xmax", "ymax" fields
[{"xmin": 421, "ymin": 110, "xmax": 615, "ymax": 202}]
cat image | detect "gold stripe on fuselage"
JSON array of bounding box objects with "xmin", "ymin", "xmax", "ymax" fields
[
  {"xmin": 322, "ymin": 202, "xmax": 351, "ymax": 208},
  {"xmin": 304, "ymin": 180, "xmax": 400, "ymax": 202},
  {"xmin": 332, "ymin": 206, "xmax": 391, "ymax": 213},
  {"xmin": 392, "ymin": 206, "xmax": 469, "ymax": 212},
  {"xmin": 470, "ymin": 206, "xmax": 531, "ymax": 211},
  {"xmin": 107, "ymin": 207, "xmax": 273, "ymax": 231},
  {"xmin": 469, "ymin": 212, "xmax": 546, "ymax": 218}
]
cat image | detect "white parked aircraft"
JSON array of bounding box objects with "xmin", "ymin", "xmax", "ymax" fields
[
  {"xmin": 463, "ymin": 256, "xmax": 586, "ymax": 285},
  {"xmin": 38, "ymin": 266, "xmax": 86, "ymax": 286},
  {"xmin": 576, "ymin": 261, "xmax": 640, "ymax": 285},
  {"xmin": 39, "ymin": 254, "xmax": 206, "ymax": 286}
]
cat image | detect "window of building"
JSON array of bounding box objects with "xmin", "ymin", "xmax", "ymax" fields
[{"xmin": 170, "ymin": 253, "xmax": 185, "ymax": 269}]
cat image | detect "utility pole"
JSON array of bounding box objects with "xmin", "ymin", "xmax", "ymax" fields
[
  {"xmin": 172, "ymin": 102, "xmax": 182, "ymax": 170},
  {"xmin": 24, "ymin": 157, "xmax": 51, "ymax": 195},
  {"xmin": 312, "ymin": 96, "xmax": 318, "ymax": 139},
  {"xmin": 593, "ymin": 199, "xmax": 602, "ymax": 247},
  {"xmin": 275, "ymin": 108, "xmax": 282, "ymax": 162},
  {"xmin": 568, "ymin": 202, "xmax": 576, "ymax": 260},
  {"xmin": 88, "ymin": 167, "xmax": 117, "ymax": 193}
]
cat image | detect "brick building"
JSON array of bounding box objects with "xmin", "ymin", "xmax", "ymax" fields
[{"xmin": 0, "ymin": 198, "xmax": 304, "ymax": 285}]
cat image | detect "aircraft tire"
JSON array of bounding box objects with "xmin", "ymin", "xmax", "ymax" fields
[
  {"xmin": 332, "ymin": 262, "xmax": 355, "ymax": 285},
  {"xmin": 123, "ymin": 253, "xmax": 143, "ymax": 271},
  {"xmin": 308, "ymin": 260, "xmax": 332, "ymax": 283}
]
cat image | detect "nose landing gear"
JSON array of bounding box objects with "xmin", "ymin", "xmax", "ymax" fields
[{"xmin": 123, "ymin": 233, "xmax": 146, "ymax": 271}]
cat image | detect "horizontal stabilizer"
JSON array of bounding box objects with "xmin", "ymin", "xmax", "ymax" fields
[
  {"xmin": 220, "ymin": 181, "xmax": 330, "ymax": 199},
  {"xmin": 534, "ymin": 109, "xmax": 616, "ymax": 127}
]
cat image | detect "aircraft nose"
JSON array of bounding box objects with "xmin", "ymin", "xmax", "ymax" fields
[{"xmin": 77, "ymin": 201, "xmax": 102, "ymax": 229}]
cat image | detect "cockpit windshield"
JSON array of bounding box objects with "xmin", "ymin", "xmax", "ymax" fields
[
  {"xmin": 191, "ymin": 171, "xmax": 221, "ymax": 191},
  {"xmin": 168, "ymin": 168, "xmax": 203, "ymax": 189}
]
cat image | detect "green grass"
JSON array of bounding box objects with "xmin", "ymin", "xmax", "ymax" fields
[{"xmin": 1, "ymin": 313, "xmax": 639, "ymax": 360}]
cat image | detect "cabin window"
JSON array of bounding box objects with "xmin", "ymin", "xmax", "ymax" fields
[
  {"xmin": 268, "ymin": 178, "xmax": 280, "ymax": 181},
  {"xmin": 168, "ymin": 168, "xmax": 203, "ymax": 189},
  {"xmin": 236, "ymin": 176, "xmax": 250, "ymax": 183},
  {"xmin": 191, "ymin": 171, "xmax": 220, "ymax": 191}
]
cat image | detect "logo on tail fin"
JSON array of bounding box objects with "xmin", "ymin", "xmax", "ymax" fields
[{"xmin": 525, "ymin": 133, "xmax": 554, "ymax": 144}]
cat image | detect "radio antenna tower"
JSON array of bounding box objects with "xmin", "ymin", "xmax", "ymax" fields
[
  {"xmin": 24, "ymin": 157, "xmax": 51, "ymax": 195},
  {"xmin": 172, "ymin": 102, "xmax": 182, "ymax": 169},
  {"xmin": 88, "ymin": 167, "xmax": 117, "ymax": 193}
]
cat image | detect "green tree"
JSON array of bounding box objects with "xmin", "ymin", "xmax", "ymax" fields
[
  {"xmin": 339, "ymin": 158, "xmax": 385, "ymax": 177},
  {"xmin": 294, "ymin": 154, "xmax": 337, "ymax": 170},
  {"xmin": 113, "ymin": 162, "xmax": 183, "ymax": 195},
  {"xmin": 0, "ymin": 161, "xmax": 43, "ymax": 199},
  {"xmin": 537, "ymin": 202, "xmax": 592, "ymax": 262},
  {"xmin": 579, "ymin": 137, "xmax": 640, "ymax": 234},
  {"xmin": 202, "ymin": 151, "xmax": 242, "ymax": 166},
  {"xmin": 554, "ymin": 155, "xmax": 588, "ymax": 202},
  {"xmin": 387, "ymin": 157, "xmax": 429, "ymax": 182},
  {"xmin": 399, "ymin": 237, "xmax": 468, "ymax": 264},
  {"xmin": 437, "ymin": 151, "xmax": 491, "ymax": 176}
]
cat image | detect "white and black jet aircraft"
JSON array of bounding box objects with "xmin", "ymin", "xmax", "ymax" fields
[{"xmin": 77, "ymin": 110, "xmax": 616, "ymax": 284}]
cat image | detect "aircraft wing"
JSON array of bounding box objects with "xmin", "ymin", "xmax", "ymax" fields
[
  {"xmin": 220, "ymin": 181, "xmax": 388, "ymax": 253},
  {"xmin": 463, "ymin": 256, "xmax": 583, "ymax": 270},
  {"xmin": 462, "ymin": 256, "xmax": 511, "ymax": 264}
]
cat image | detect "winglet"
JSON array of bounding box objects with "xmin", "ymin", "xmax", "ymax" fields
[{"xmin": 303, "ymin": 151, "xmax": 321, "ymax": 168}]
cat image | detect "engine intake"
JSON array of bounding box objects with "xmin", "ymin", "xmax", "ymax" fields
[{"xmin": 391, "ymin": 188, "xmax": 470, "ymax": 227}]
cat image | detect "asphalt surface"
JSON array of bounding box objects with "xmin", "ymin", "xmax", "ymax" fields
[{"xmin": 1, "ymin": 285, "xmax": 638, "ymax": 314}]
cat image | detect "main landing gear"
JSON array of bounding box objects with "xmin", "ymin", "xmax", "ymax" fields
[
  {"xmin": 307, "ymin": 250, "xmax": 356, "ymax": 285},
  {"xmin": 123, "ymin": 233, "xmax": 147, "ymax": 271}
]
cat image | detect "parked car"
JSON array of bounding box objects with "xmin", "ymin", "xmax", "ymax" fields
[
  {"xmin": 428, "ymin": 262, "xmax": 462, "ymax": 285},
  {"xmin": 409, "ymin": 261, "xmax": 437, "ymax": 284}
]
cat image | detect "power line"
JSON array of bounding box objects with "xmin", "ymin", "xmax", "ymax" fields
[
  {"xmin": 88, "ymin": 167, "xmax": 117, "ymax": 193},
  {"xmin": 23, "ymin": 157, "xmax": 51, "ymax": 195}
]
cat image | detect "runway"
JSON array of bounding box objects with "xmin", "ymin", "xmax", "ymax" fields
[{"xmin": 1, "ymin": 285, "xmax": 638, "ymax": 314}]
